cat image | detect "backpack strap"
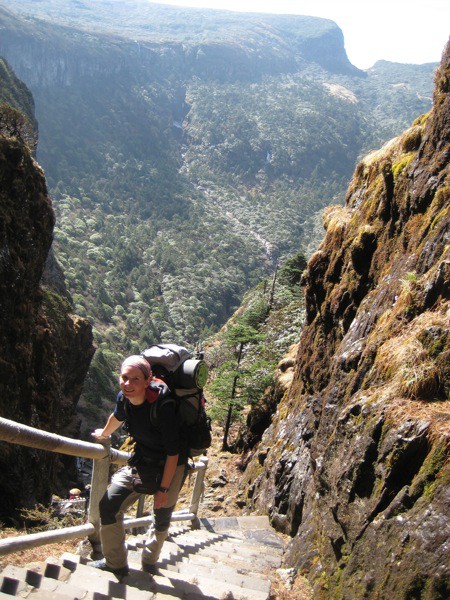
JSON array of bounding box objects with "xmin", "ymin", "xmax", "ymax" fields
[
  {"xmin": 145, "ymin": 377, "xmax": 169, "ymax": 403},
  {"xmin": 149, "ymin": 394, "xmax": 178, "ymax": 426}
]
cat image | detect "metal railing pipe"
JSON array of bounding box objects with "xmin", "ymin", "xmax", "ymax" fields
[
  {"xmin": 0, "ymin": 524, "xmax": 95, "ymax": 556},
  {"xmin": 0, "ymin": 417, "xmax": 129, "ymax": 464}
]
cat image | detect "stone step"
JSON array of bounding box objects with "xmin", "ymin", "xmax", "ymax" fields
[
  {"xmin": 130, "ymin": 533, "xmax": 281, "ymax": 580},
  {"xmin": 170, "ymin": 535, "xmax": 279, "ymax": 560},
  {"xmin": 165, "ymin": 550, "xmax": 269, "ymax": 579},
  {"xmin": 1, "ymin": 557, "xmax": 210, "ymax": 600},
  {"xmin": 168, "ymin": 526, "xmax": 282, "ymax": 554},
  {"xmin": 0, "ymin": 572, "xmax": 28, "ymax": 596},
  {"xmin": 169, "ymin": 534, "xmax": 283, "ymax": 563},
  {"xmin": 169, "ymin": 531, "xmax": 284, "ymax": 557},
  {"xmin": 152, "ymin": 566, "xmax": 270, "ymax": 600},
  {"xmin": 0, "ymin": 563, "xmax": 95, "ymax": 599},
  {"xmin": 127, "ymin": 542, "xmax": 271, "ymax": 592},
  {"xmin": 167, "ymin": 515, "xmax": 284, "ymax": 546},
  {"xmin": 57, "ymin": 553, "xmax": 162, "ymax": 598},
  {"xmin": 130, "ymin": 538, "xmax": 279, "ymax": 578},
  {"xmin": 161, "ymin": 559, "xmax": 271, "ymax": 593},
  {"xmin": 127, "ymin": 541, "xmax": 185, "ymax": 567},
  {"xmin": 0, "ymin": 516, "xmax": 285, "ymax": 600},
  {"xmin": 198, "ymin": 520, "xmax": 286, "ymax": 553},
  {"xmin": 61, "ymin": 551, "xmax": 268, "ymax": 600},
  {"xmin": 167, "ymin": 540, "xmax": 281, "ymax": 570},
  {"xmin": 129, "ymin": 528, "xmax": 282, "ymax": 570}
]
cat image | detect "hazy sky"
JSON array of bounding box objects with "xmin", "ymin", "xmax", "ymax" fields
[{"xmin": 147, "ymin": 0, "xmax": 449, "ymax": 69}]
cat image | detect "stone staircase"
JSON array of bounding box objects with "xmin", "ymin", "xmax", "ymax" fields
[{"xmin": 0, "ymin": 516, "xmax": 286, "ymax": 600}]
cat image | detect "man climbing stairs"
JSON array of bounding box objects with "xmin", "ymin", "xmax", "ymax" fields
[{"xmin": 0, "ymin": 516, "xmax": 286, "ymax": 599}]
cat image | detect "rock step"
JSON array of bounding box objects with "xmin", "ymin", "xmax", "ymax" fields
[
  {"xmin": 128, "ymin": 545, "xmax": 271, "ymax": 584},
  {"xmin": 161, "ymin": 540, "xmax": 281, "ymax": 570},
  {"xmin": 1, "ymin": 559, "xmax": 150, "ymax": 600},
  {"xmin": 152, "ymin": 566, "xmax": 269, "ymax": 600},
  {"xmin": 62, "ymin": 552, "xmax": 269, "ymax": 600},
  {"xmin": 129, "ymin": 532, "xmax": 282, "ymax": 565},
  {"xmin": 0, "ymin": 516, "xmax": 285, "ymax": 600},
  {"xmin": 0, "ymin": 562, "xmax": 89, "ymax": 599},
  {"xmin": 128, "ymin": 533, "xmax": 281, "ymax": 575},
  {"xmin": 126, "ymin": 547, "xmax": 271, "ymax": 593},
  {"xmin": 158, "ymin": 559, "xmax": 271, "ymax": 593},
  {"xmin": 168, "ymin": 535, "xmax": 282, "ymax": 564},
  {"xmin": 170, "ymin": 529, "xmax": 284, "ymax": 555},
  {"xmin": 0, "ymin": 557, "xmax": 191, "ymax": 599}
]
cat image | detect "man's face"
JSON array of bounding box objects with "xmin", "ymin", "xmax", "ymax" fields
[{"xmin": 119, "ymin": 364, "xmax": 150, "ymax": 402}]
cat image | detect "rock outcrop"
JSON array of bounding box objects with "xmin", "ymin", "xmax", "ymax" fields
[
  {"xmin": 244, "ymin": 42, "xmax": 450, "ymax": 598},
  {"xmin": 0, "ymin": 67, "xmax": 94, "ymax": 523}
]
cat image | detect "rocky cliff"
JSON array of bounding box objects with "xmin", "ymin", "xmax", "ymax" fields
[
  {"xmin": 243, "ymin": 42, "xmax": 450, "ymax": 598},
  {"xmin": 0, "ymin": 63, "xmax": 94, "ymax": 523}
]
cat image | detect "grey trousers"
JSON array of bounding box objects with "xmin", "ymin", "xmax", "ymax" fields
[{"xmin": 99, "ymin": 464, "xmax": 186, "ymax": 569}]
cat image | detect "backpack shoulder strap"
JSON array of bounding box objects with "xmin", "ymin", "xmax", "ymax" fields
[
  {"xmin": 148, "ymin": 381, "xmax": 178, "ymax": 425},
  {"xmin": 121, "ymin": 391, "xmax": 131, "ymax": 422},
  {"xmin": 145, "ymin": 378, "xmax": 170, "ymax": 402}
]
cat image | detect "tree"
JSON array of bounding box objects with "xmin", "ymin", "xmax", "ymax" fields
[
  {"xmin": 225, "ymin": 324, "xmax": 262, "ymax": 348},
  {"xmin": 0, "ymin": 103, "xmax": 38, "ymax": 152},
  {"xmin": 279, "ymin": 251, "xmax": 308, "ymax": 288}
]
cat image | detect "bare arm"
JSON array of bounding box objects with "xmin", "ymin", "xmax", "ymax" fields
[
  {"xmin": 91, "ymin": 413, "xmax": 123, "ymax": 441},
  {"xmin": 154, "ymin": 453, "xmax": 179, "ymax": 509}
]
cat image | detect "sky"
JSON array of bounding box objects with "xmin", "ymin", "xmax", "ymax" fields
[{"xmin": 147, "ymin": 0, "xmax": 449, "ymax": 69}]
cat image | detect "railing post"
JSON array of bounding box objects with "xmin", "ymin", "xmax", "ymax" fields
[
  {"xmin": 132, "ymin": 495, "xmax": 148, "ymax": 535},
  {"xmin": 189, "ymin": 457, "xmax": 208, "ymax": 529},
  {"xmin": 87, "ymin": 440, "xmax": 111, "ymax": 558}
]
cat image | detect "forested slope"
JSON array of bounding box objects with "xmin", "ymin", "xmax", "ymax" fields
[{"xmin": 0, "ymin": 1, "xmax": 438, "ymax": 431}]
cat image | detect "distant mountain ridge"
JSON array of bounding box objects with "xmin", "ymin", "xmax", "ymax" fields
[
  {"xmin": 0, "ymin": 1, "xmax": 361, "ymax": 85},
  {"xmin": 0, "ymin": 0, "xmax": 348, "ymax": 51}
]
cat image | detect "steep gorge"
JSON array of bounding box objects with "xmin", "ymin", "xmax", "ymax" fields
[
  {"xmin": 243, "ymin": 42, "xmax": 450, "ymax": 598},
  {"xmin": 0, "ymin": 3, "xmax": 435, "ymax": 375}
]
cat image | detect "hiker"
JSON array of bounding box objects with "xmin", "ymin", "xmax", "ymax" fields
[
  {"xmin": 69, "ymin": 488, "xmax": 81, "ymax": 500},
  {"xmin": 88, "ymin": 354, "xmax": 188, "ymax": 579}
]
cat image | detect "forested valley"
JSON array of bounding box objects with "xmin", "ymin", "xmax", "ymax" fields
[{"xmin": 0, "ymin": 0, "xmax": 437, "ymax": 433}]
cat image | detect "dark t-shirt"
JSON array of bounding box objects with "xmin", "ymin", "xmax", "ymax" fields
[{"xmin": 114, "ymin": 382, "xmax": 187, "ymax": 465}]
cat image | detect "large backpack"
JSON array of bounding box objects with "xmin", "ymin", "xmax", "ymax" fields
[{"xmin": 141, "ymin": 344, "xmax": 212, "ymax": 457}]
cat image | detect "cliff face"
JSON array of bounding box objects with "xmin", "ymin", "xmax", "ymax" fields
[
  {"xmin": 0, "ymin": 72, "xmax": 94, "ymax": 521},
  {"xmin": 0, "ymin": 5, "xmax": 359, "ymax": 90},
  {"xmin": 244, "ymin": 43, "xmax": 450, "ymax": 598}
]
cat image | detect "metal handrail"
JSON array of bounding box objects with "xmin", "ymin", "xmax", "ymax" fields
[
  {"xmin": 0, "ymin": 416, "xmax": 129, "ymax": 462},
  {"xmin": 0, "ymin": 416, "xmax": 208, "ymax": 557}
]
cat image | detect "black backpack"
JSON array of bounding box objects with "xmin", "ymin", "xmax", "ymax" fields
[{"xmin": 141, "ymin": 344, "xmax": 212, "ymax": 457}]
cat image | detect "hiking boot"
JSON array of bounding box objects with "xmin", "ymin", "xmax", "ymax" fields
[
  {"xmin": 141, "ymin": 562, "xmax": 159, "ymax": 575},
  {"xmin": 87, "ymin": 558, "xmax": 129, "ymax": 580}
]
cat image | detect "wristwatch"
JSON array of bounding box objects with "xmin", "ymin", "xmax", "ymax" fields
[{"xmin": 159, "ymin": 486, "xmax": 170, "ymax": 494}]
